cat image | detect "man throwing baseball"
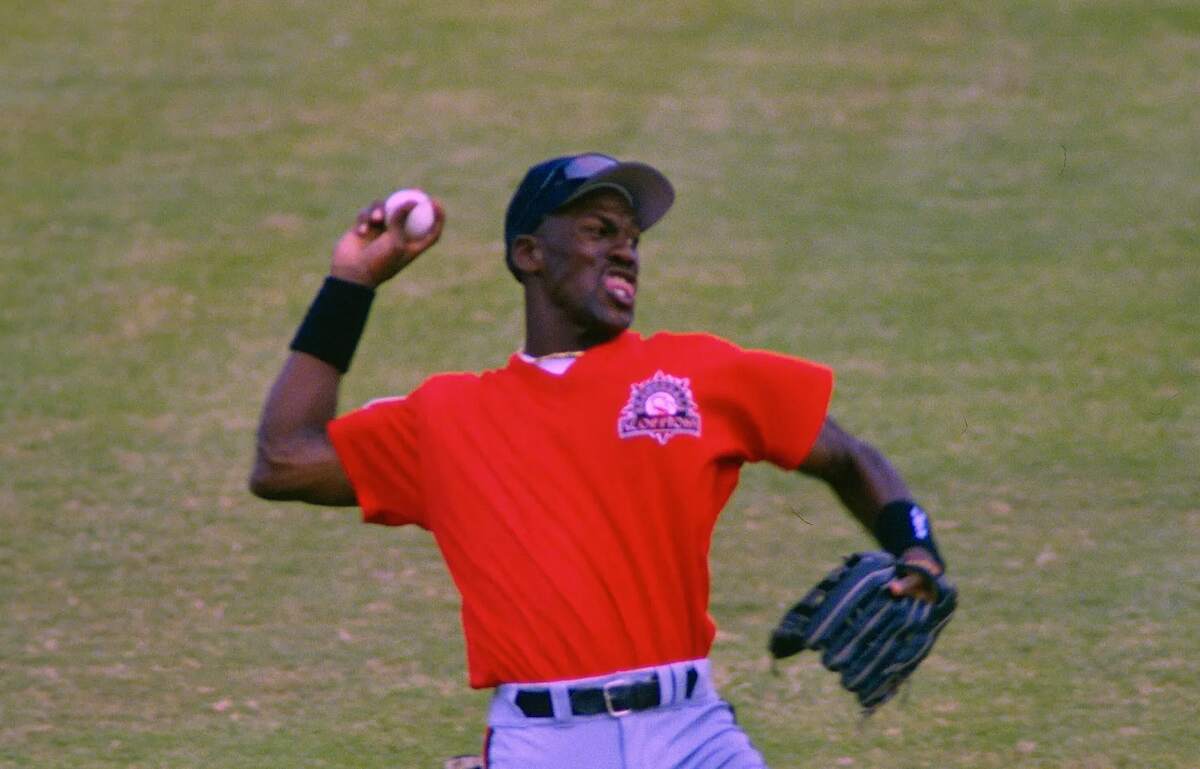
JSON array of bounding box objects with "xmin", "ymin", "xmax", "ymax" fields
[{"xmin": 250, "ymin": 153, "xmax": 948, "ymax": 768}]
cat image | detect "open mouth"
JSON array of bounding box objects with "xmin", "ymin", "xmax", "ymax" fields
[{"xmin": 603, "ymin": 271, "xmax": 637, "ymax": 308}]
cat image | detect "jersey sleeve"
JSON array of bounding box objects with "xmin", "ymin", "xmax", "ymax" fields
[
  {"xmin": 720, "ymin": 347, "xmax": 834, "ymax": 469},
  {"xmin": 327, "ymin": 392, "xmax": 426, "ymax": 528}
]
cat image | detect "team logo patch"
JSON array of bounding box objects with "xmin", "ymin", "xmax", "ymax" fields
[{"xmin": 617, "ymin": 370, "xmax": 702, "ymax": 445}]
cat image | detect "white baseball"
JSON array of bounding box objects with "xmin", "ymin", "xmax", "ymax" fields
[{"xmin": 384, "ymin": 188, "xmax": 435, "ymax": 239}]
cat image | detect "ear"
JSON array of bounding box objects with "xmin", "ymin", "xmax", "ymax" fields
[{"xmin": 511, "ymin": 234, "xmax": 543, "ymax": 278}]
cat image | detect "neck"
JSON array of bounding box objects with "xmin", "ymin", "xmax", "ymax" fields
[
  {"xmin": 522, "ymin": 291, "xmax": 622, "ymax": 357},
  {"xmin": 523, "ymin": 325, "xmax": 621, "ymax": 357}
]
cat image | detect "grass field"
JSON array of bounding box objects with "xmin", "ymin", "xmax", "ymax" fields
[{"xmin": 3, "ymin": 2, "xmax": 1197, "ymax": 767}]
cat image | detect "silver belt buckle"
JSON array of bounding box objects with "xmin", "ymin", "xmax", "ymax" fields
[{"xmin": 602, "ymin": 678, "xmax": 633, "ymax": 717}]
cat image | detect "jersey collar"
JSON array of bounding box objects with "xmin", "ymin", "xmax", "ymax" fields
[{"xmin": 509, "ymin": 331, "xmax": 639, "ymax": 381}]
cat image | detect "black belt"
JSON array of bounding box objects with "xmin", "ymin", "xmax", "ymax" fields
[{"xmin": 514, "ymin": 667, "xmax": 698, "ymax": 718}]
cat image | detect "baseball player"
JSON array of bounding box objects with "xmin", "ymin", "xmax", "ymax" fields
[{"xmin": 250, "ymin": 153, "xmax": 947, "ymax": 768}]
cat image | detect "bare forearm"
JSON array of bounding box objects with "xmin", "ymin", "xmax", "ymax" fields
[{"xmin": 822, "ymin": 438, "xmax": 911, "ymax": 531}]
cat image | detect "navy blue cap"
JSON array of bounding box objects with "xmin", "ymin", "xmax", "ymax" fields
[{"xmin": 504, "ymin": 153, "xmax": 675, "ymax": 279}]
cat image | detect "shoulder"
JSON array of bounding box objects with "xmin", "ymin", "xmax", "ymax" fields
[
  {"xmin": 408, "ymin": 371, "xmax": 490, "ymax": 406},
  {"xmin": 423, "ymin": 370, "xmax": 484, "ymax": 390},
  {"xmin": 643, "ymin": 331, "xmax": 828, "ymax": 371},
  {"xmin": 642, "ymin": 330, "xmax": 743, "ymax": 358},
  {"xmin": 351, "ymin": 371, "xmax": 484, "ymax": 415}
]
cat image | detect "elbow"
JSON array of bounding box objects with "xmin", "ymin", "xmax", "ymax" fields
[
  {"xmin": 248, "ymin": 443, "xmax": 299, "ymax": 501},
  {"xmin": 248, "ymin": 459, "xmax": 285, "ymax": 500},
  {"xmin": 830, "ymin": 435, "xmax": 887, "ymax": 486},
  {"xmin": 818, "ymin": 450, "xmax": 859, "ymax": 488},
  {"xmin": 247, "ymin": 428, "xmax": 352, "ymax": 506},
  {"xmin": 805, "ymin": 432, "xmax": 874, "ymax": 488}
]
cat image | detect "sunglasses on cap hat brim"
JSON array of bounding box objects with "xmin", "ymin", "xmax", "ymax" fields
[{"xmin": 506, "ymin": 153, "xmax": 675, "ymax": 248}]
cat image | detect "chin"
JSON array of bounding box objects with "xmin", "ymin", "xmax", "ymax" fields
[
  {"xmin": 580, "ymin": 310, "xmax": 633, "ymax": 344},
  {"xmin": 603, "ymin": 306, "xmax": 635, "ymax": 331}
]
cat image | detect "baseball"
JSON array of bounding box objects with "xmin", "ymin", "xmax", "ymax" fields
[{"xmin": 384, "ymin": 188, "xmax": 435, "ymax": 239}]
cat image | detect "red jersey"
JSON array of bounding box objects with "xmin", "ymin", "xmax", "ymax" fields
[{"xmin": 327, "ymin": 331, "xmax": 833, "ymax": 688}]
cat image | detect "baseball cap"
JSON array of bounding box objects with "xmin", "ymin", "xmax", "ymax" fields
[{"xmin": 504, "ymin": 153, "xmax": 675, "ymax": 279}]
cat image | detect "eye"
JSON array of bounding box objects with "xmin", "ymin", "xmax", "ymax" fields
[{"xmin": 581, "ymin": 219, "xmax": 617, "ymax": 239}]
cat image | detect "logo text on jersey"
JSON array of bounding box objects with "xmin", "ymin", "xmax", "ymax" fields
[{"xmin": 617, "ymin": 370, "xmax": 702, "ymax": 445}]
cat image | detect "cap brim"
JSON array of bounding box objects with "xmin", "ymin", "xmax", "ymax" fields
[{"xmin": 561, "ymin": 162, "xmax": 675, "ymax": 231}]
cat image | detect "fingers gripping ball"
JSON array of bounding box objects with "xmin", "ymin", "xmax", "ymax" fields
[
  {"xmin": 384, "ymin": 188, "xmax": 436, "ymax": 239},
  {"xmin": 769, "ymin": 552, "xmax": 957, "ymax": 713}
]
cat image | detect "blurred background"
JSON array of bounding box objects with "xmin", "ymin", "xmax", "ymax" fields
[{"xmin": 2, "ymin": 2, "xmax": 1197, "ymax": 767}]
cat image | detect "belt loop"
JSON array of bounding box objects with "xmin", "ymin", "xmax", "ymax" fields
[
  {"xmin": 549, "ymin": 685, "xmax": 573, "ymax": 723},
  {"xmin": 671, "ymin": 664, "xmax": 688, "ymax": 706},
  {"xmin": 658, "ymin": 666, "xmax": 675, "ymax": 706}
]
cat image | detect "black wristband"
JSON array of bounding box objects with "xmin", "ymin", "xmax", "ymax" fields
[
  {"xmin": 289, "ymin": 276, "xmax": 376, "ymax": 373},
  {"xmin": 873, "ymin": 500, "xmax": 945, "ymax": 569}
]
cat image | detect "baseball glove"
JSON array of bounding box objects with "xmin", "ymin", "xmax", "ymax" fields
[{"xmin": 769, "ymin": 551, "xmax": 956, "ymax": 712}]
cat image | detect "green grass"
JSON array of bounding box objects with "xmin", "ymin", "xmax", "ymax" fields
[{"xmin": 3, "ymin": 1, "xmax": 1197, "ymax": 767}]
